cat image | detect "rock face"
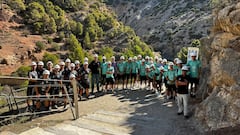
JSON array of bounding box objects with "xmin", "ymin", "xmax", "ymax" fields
[
  {"xmin": 107, "ymin": 0, "xmax": 212, "ymax": 58},
  {"xmin": 195, "ymin": 2, "xmax": 240, "ymax": 131}
]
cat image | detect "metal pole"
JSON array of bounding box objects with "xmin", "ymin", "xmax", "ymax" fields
[{"xmin": 71, "ymin": 79, "xmax": 79, "ymax": 119}]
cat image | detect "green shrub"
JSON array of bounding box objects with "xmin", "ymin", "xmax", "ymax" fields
[
  {"xmin": 12, "ymin": 66, "xmax": 31, "ymax": 77},
  {"xmin": 51, "ymin": 43, "xmax": 60, "ymax": 51},
  {"xmin": 47, "ymin": 37, "xmax": 53, "ymax": 44},
  {"xmin": 42, "ymin": 52, "xmax": 59, "ymax": 65},
  {"xmin": 36, "ymin": 41, "xmax": 46, "ymax": 52}
]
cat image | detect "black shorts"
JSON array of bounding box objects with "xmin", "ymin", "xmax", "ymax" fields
[
  {"xmin": 131, "ymin": 73, "xmax": 137, "ymax": 79},
  {"xmin": 118, "ymin": 74, "xmax": 125, "ymax": 80},
  {"xmin": 126, "ymin": 74, "xmax": 131, "ymax": 80},
  {"xmin": 106, "ymin": 78, "xmax": 115, "ymax": 85},
  {"xmin": 190, "ymin": 78, "xmax": 199, "ymax": 85},
  {"xmin": 156, "ymin": 80, "xmax": 162, "ymax": 85},
  {"xmin": 101, "ymin": 74, "xmax": 106, "ymax": 83},
  {"xmin": 167, "ymin": 84, "xmax": 176, "ymax": 92},
  {"xmin": 140, "ymin": 76, "xmax": 147, "ymax": 81},
  {"xmin": 81, "ymin": 80, "xmax": 90, "ymax": 89},
  {"xmin": 148, "ymin": 78, "xmax": 153, "ymax": 82}
]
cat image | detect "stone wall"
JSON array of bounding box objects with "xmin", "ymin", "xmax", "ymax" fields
[{"xmin": 195, "ymin": 3, "xmax": 240, "ymax": 131}]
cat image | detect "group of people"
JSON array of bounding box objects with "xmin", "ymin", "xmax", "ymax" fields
[{"xmin": 27, "ymin": 52, "xmax": 201, "ymax": 118}]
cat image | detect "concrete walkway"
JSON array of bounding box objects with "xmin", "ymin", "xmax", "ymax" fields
[{"xmin": 0, "ymin": 89, "xmax": 201, "ymax": 135}]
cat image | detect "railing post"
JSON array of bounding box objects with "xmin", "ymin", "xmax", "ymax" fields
[{"xmin": 71, "ymin": 79, "xmax": 79, "ymax": 119}]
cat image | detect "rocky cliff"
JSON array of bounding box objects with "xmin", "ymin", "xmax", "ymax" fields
[
  {"xmin": 107, "ymin": 0, "xmax": 212, "ymax": 58},
  {"xmin": 196, "ymin": 2, "xmax": 240, "ymax": 131}
]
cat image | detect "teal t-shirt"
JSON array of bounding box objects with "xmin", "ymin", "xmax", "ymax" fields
[
  {"xmin": 175, "ymin": 67, "xmax": 182, "ymax": 76},
  {"xmin": 148, "ymin": 69, "xmax": 155, "ymax": 79},
  {"xmin": 101, "ymin": 62, "xmax": 108, "ymax": 75},
  {"xmin": 139, "ymin": 64, "xmax": 146, "ymax": 76},
  {"xmin": 166, "ymin": 69, "xmax": 176, "ymax": 85},
  {"xmin": 155, "ymin": 68, "xmax": 161, "ymax": 81},
  {"xmin": 118, "ymin": 61, "xmax": 125, "ymax": 74},
  {"xmin": 106, "ymin": 66, "xmax": 114, "ymax": 78},
  {"xmin": 125, "ymin": 62, "xmax": 132, "ymax": 74},
  {"xmin": 137, "ymin": 60, "xmax": 141, "ymax": 69},
  {"xmin": 187, "ymin": 60, "xmax": 201, "ymax": 78},
  {"xmin": 131, "ymin": 61, "xmax": 138, "ymax": 74}
]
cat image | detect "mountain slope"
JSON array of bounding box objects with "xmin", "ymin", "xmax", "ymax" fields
[{"xmin": 106, "ymin": 0, "xmax": 213, "ymax": 58}]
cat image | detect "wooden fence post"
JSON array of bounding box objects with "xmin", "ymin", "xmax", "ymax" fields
[{"xmin": 71, "ymin": 79, "xmax": 79, "ymax": 119}]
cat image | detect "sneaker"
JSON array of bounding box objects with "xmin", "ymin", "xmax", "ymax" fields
[
  {"xmin": 184, "ymin": 115, "xmax": 189, "ymax": 119},
  {"xmin": 52, "ymin": 105, "xmax": 58, "ymax": 109},
  {"xmin": 49, "ymin": 106, "xmax": 52, "ymax": 111},
  {"xmin": 63, "ymin": 105, "xmax": 68, "ymax": 110}
]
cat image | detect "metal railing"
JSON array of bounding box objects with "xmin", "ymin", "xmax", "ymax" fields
[{"xmin": 0, "ymin": 76, "xmax": 80, "ymax": 126}]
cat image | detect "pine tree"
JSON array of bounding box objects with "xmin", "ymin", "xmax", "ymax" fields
[{"xmin": 68, "ymin": 34, "xmax": 84, "ymax": 62}]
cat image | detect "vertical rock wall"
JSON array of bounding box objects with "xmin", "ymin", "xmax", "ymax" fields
[{"xmin": 196, "ymin": 3, "xmax": 240, "ymax": 130}]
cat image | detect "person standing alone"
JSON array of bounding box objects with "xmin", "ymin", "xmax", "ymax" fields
[{"xmin": 176, "ymin": 66, "xmax": 190, "ymax": 119}]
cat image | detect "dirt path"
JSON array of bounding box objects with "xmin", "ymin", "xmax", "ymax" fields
[{"xmin": 0, "ymin": 89, "xmax": 202, "ymax": 135}]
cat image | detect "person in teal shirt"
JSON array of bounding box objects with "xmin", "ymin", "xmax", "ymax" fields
[
  {"xmin": 125, "ymin": 57, "xmax": 132, "ymax": 89},
  {"xmin": 147, "ymin": 64, "xmax": 155, "ymax": 91},
  {"xmin": 139, "ymin": 59, "xmax": 147, "ymax": 89},
  {"xmin": 101, "ymin": 56, "xmax": 107, "ymax": 90},
  {"xmin": 186, "ymin": 52, "xmax": 201, "ymax": 98},
  {"xmin": 154, "ymin": 66, "xmax": 163, "ymax": 93},
  {"xmin": 131, "ymin": 56, "xmax": 139, "ymax": 89},
  {"xmin": 166, "ymin": 62, "xmax": 177, "ymax": 100},
  {"xmin": 106, "ymin": 61, "xmax": 115, "ymax": 91},
  {"xmin": 117, "ymin": 56, "xmax": 126, "ymax": 90}
]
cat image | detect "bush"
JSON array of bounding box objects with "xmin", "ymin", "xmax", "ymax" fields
[
  {"xmin": 12, "ymin": 66, "xmax": 31, "ymax": 77},
  {"xmin": 51, "ymin": 43, "xmax": 60, "ymax": 51},
  {"xmin": 42, "ymin": 52, "xmax": 59, "ymax": 65},
  {"xmin": 47, "ymin": 37, "xmax": 53, "ymax": 44},
  {"xmin": 36, "ymin": 41, "xmax": 46, "ymax": 52}
]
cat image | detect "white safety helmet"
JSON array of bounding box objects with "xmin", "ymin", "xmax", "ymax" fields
[
  {"xmin": 59, "ymin": 61, "xmax": 65, "ymax": 66},
  {"xmin": 38, "ymin": 61, "xmax": 44, "ymax": 66},
  {"xmin": 65, "ymin": 58, "xmax": 71, "ymax": 63},
  {"xmin": 174, "ymin": 58, "xmax": 179, "ymax": 62},
  {"xmin": 145, "ymin": 56, "xmax": 149, "ymax": 59},
  {"xmin": 84, "ymin": 62, "xmax": 88, "ymax": 65},
  {"xmin": 169, "ymin": 62, "xmax": 174, "ymax": 66},
  {"xmin": 108, "ymin": 61, "xmax": 112, "ymax": 65},
  {"xmin": 43, "ymin": 70, "xmax": 50, "ymax": 75},
  {"xmin": 75, "ymin": 60, "xmax": 80, "ymax": 65},
  {"xmin": 190, "ymin": 52, "xmax": 197, "ymax": 57},
  {"xmin": 70, "ymin": 63, "xmax": 75, "ymax": 68},
  {"xmin": 31, "ymin": 62, "xmax": 37, "ymax": 66},
  {"xmin": 120, "ymin": 56, "xmax": 125, "ymax": 60},
  {"xmin": 69, "ymin": 74, "xmax": 76, "ymax": 79},
  {"xmin": 149, "ymin": 57, "xmax": 153, "ymax": 60},
  {"xmin": 163, "ymin": 59, "xmax": 167, "ymax": 63},
  {"xmin": 158, "ymin": 58, "xmax": 163, "ymax": 62},
  {"xmin": 47, "ymin": 61, "xmax": 53, "ymax": 66},
  {"xmin": 145, "ymin": 65, "xmax": 150, "ymax": 69},
  {"xmin": 154, "ymin": 56, "xmax": 159, "ymax": 60},
  {"xmin": 176, "ymin": 60, "xmax": 183, "ymax": 64},
  {"xmin": 159, "ymin": 66, "xmax": 164, "ymax": 71},
  {"xmin": 133, "ymin": 56, "xmax": 137, "ymax": 60},
  {"xmin": 141, "ymin": 59, "xmax": 145, "ymax": 62},
  {"xmin": 84, "ymin": 57, "xmax": 88, "ymax": 62},
  {"xmin": 138, "ymin": 55, "xmax": 142, "ymax": 59},
  {"xmin": 151, "ymin": 64, "xmax": 155, "ymax": 68},
  {"xmin": 182, "ymin": 66, "xmax": 189, "ymax": 71},
  {"xmin": 128, "ymin": 57, "xmax": 132, "ymax": 61},
  {"xmin": 111, "ymin": 56, "xmax": 115, "ymax": 60},
  {"xmin": 102, "ymin": 56, "xmax": 106, "ymax": 60},
  {"xmin": 54, "ymin": 64, "xmax": 60, "ymax": 69},
  {"xmin": 94, "ymin": 54, "xmax": 98, "ymax": 58}
]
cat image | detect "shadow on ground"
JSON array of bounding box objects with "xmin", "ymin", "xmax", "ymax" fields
[{"xmin": 111, "ymin": 89, "xmax": 202, "ymax": 135}]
